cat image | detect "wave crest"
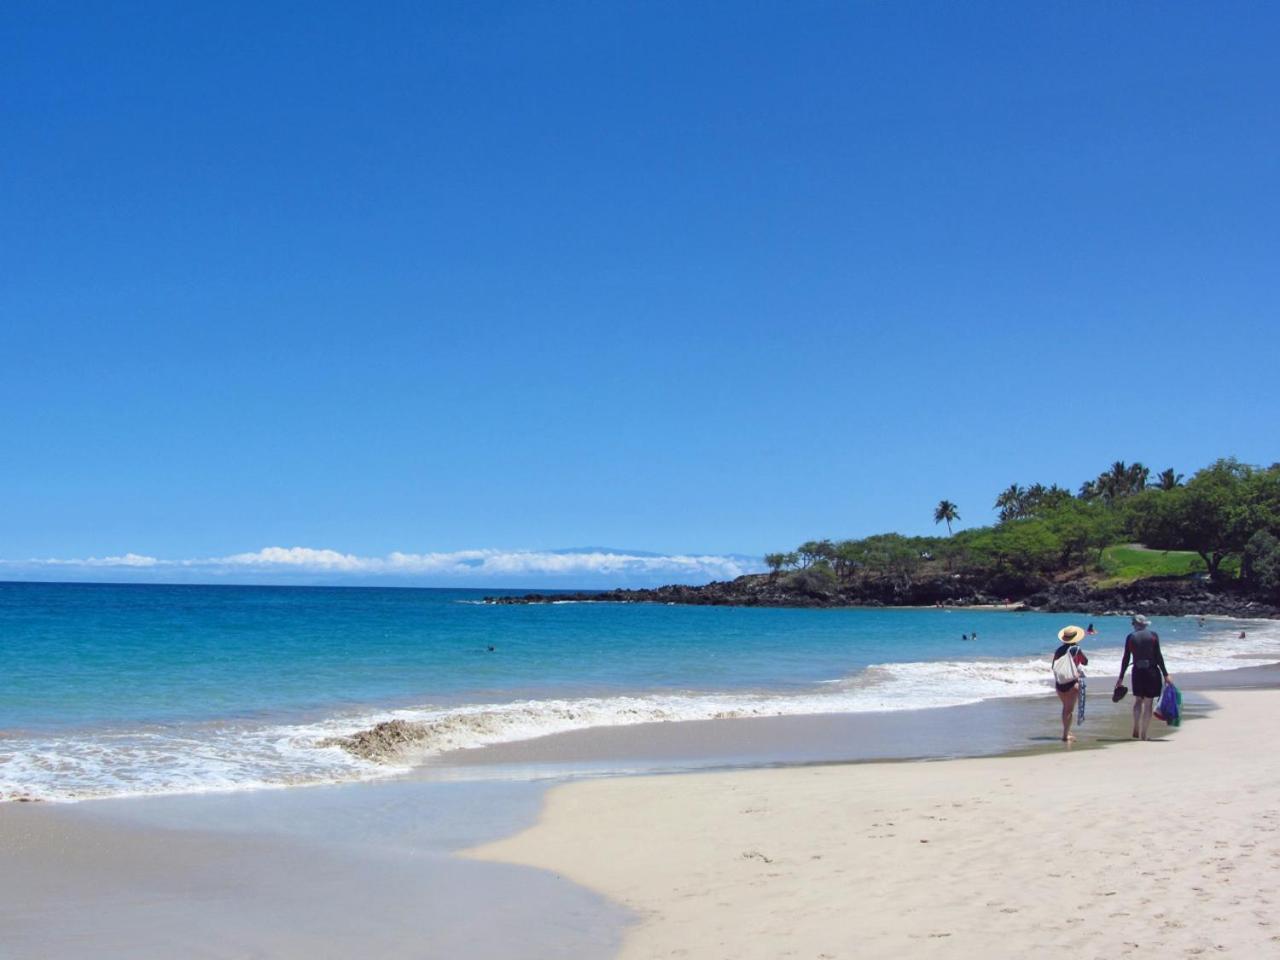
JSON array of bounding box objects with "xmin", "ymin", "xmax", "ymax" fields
[{"xmin": 7, "ymin": 619, "xmax": 1279, "ymax": 801}]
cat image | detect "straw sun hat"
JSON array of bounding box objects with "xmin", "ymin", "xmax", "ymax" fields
[{"xmin": 1057, "ymin": 625, "xmax": 1086, "ymax": 645}]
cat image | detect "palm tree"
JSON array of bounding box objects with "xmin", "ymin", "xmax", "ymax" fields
[
  {"xmin": 994, "ymin": 484, "xmax": 1026, "ymax": 522},
  {"xmin": 1127, "ymin": 461, "xmax": 1150, "ymax": 493},
  {"xmin": 1100, "ymin": 461, "xmax": 1130, "ymax": 503},
  {"xmin": 933, "ymin": 500, "xmax": 959, "ymax": 535},
  {"xmin": 1042, "ymin": 483, "xmax": 1074, "ymax": 509},
  {"xmin": 1157, "ymin": 468, "xmax": 1183, "ymax": 491},
  {"xmin": 1022, "ymin": 482, "xmax": 1048, "ymax": 514}
]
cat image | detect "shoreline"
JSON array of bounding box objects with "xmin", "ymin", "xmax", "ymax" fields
[
  {"xmin": 417, "ymin": 662, "xmax": 1278, "ymax": 779},
  {"xmin": 3, "ymin": 665, "xmax": 1274, "ymax": 957},
  {"xmin": 8, "ymin": 615, "xmax": 1278, "ymax": 804},
  {"xmin": 471, "ymin": 678, "xmax": 1280, "ymax": 959}
]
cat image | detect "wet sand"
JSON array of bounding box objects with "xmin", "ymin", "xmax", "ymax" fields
[
  {"xmin": 0, "ymin": 778, "xmax": 627, "ymax": 960},
  {"xmin": 416, "ymin": 664, "xmax": 1278, "ymax": 781}
]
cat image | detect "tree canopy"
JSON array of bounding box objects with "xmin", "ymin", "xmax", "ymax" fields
[{"xmin": 764, "ymin": 457, "xmax": 1280, "ymax": 591}]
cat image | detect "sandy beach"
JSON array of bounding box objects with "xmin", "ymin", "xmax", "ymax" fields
[
  {"xmin": 472, "ymin": 685, "xmax": 1280, "ymax": 959},
  {"xmin": 3, "ymin": 671, "xmax": 1276, "ymax": 958}
]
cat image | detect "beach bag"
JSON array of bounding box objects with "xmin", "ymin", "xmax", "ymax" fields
[
  {"xmin": 1052, "ymin": 647, "xmax": 1080, "ymax": 686},
  {"xmin": 1154, "ymin": 682, "xmax": 1181, "ymax": 727}
]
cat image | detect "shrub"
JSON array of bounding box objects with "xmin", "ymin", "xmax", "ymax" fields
[{"xmin": 1245, "ymin": 530, "xmax": 1280, "ymax": 599}]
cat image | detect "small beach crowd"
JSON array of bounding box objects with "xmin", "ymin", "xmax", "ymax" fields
[{"xmin": 1051, "ymin": 614, "xmax": 1178, "ymax": 743}]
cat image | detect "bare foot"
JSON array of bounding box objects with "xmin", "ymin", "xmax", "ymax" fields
[
  {"xmin": 1132, "ymin": 731, "xmax": 1140, "ymax": 739},
  {"xmin": 1062, "ymin": 733, "xmax": 1076, "ymax": 742}
]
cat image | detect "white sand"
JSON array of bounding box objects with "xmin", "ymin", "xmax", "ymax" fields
[{"xmin": 471, "ymin": 689, "xmax": 1280, "ymax": 959}]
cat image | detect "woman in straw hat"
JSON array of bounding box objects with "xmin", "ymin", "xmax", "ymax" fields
[{"xmin": 1051, "ymin": 625, "xmax": 1089, "ymax": 742}]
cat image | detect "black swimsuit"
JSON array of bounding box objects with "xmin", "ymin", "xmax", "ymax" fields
[{"xmin": 1120, "ymin": 631, "xmax": 1167, "ymax": 698}]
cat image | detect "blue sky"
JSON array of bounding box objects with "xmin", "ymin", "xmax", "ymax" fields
[{"xmin": 3, "ymin": 2, "xmax": 1278, "ymax": 585}]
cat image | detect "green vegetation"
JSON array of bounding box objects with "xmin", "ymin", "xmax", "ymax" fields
[
  {"xmin": 1125, "ymin": 459, "xmax": 1280, "ymax": 581},
  {"xmin": 1098, "ymin": 545, "xmax": 1208, "ymax": 584},
  {"xmin": 1245, "ymin": 531, "xmax": 1280, "ymax": 601},
  {"xmin": 764, "ymin": 457, "xmax": 1280, "ymax": 593}
]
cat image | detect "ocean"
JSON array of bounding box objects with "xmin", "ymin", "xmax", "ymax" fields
[{"xmin": 2, "ymin": 581, "xmax": 1277, "ymax": 802}]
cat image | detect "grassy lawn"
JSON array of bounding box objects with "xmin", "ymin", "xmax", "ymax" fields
[{"xmin": 1098, "ymin": 544, "xmax": 1208, "ymax": 584}]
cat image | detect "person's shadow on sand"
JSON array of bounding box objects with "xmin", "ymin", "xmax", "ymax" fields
[{"xmin": 1024, "ymin": 742, "xmax": 1167, "ymax": 747}]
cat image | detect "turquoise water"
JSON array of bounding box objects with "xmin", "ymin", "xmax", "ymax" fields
[{"xmin": 1, "ymin": 581, "xmax": 1275, "ymax": 801}]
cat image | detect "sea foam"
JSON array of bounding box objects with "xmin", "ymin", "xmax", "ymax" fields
[{"xmin": 3, "ymin": 619, "xmax": 1277, "ymax": 803}]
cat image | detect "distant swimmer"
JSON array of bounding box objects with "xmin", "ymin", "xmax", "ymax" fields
[
  {"xmin": 487, "ymin": 645, "xmax": 495, "ymax": 652},
  {"xmin": 971, "ymin": 631, "xmax": 978, "ymax": 642},
  {"xmin": 1240, "ymin": 631, "xmax": 1247, "ymax": 640},
  {"xmin": 1086, "ymin": 623, "xmax": 1096, "ymax": 635}
]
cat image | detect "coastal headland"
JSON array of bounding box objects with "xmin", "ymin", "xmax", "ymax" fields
[
  {"xmin": 484, "ymin": 570, "xmax": 1280, "ymax": 618},
  {"xmin": 490, "ymin": 457, "xmax": 1280, "ymax": 619}
]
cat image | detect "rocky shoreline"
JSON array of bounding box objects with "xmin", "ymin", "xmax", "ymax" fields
[{"xmin": 485, "ymin": 572, "xmax": 1280, "ymax": 619}]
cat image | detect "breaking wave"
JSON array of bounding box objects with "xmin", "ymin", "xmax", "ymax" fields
[{"xmin": 4, "ymin": 619, "xmax": 1278, "ymax": 803}]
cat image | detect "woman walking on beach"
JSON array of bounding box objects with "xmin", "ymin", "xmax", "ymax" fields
[
  {"xmin": 1051, "ymin": 626, "xmax": 1088, "ymax": 742},
  {"xmin": 1116, "ymin": 614, "xmax": 1172, "ymax": 740}
]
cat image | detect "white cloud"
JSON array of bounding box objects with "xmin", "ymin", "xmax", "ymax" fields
[
  {"xmin": 216, "ymin": 547, "xmax": 367, "ymax": 570},
  {"xmin": 7, "ymin": 546, "xmax": 759, "ymax": 585},
  {"xmin": 28, "ymin": 552, "xmax": 159, "ymax": 568}
]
